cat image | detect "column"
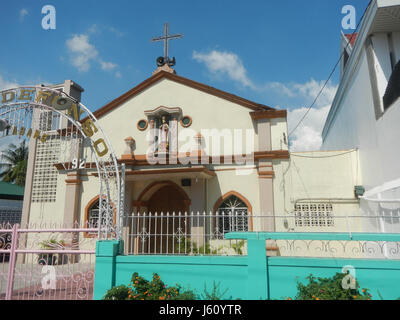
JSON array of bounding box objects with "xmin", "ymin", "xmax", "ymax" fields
[
  {"xmin": 190, "ymin": 178, "xmax": 205, "ymax": 247},
  {"xmin": 258, "ymin": 160, "xmax": 275, "ymax": 231},
  {"xmin": 169, "ymin": 116, "xmax": 178, "ymax": 164},
  {"xmin": 254, "ymin": 118, "xmax": 275, "ymax": 231},
  {"xmin": 247, "ymin": 238, "xmax": 268, "ymax": 300},
  {"xmin": 63, "ymin": 173, "xmax": 81, "ymax": 225},
  {"xmin": 148, "ymin": 118, "xmax": 156, "ymax": 155},
  {"xmin": 93, "ymin": 240, "xmax": 121, "ymax": 300},
  {"xmin": 257, "ymin": 119, "xmax": 271, "ymax": 151},
  {"xmin": 254, "ymin": 116, "xmax": 279, "ymax": 256}
]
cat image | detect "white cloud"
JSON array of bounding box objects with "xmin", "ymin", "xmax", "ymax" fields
[
  {"xmin": 263, "ymin": 82, "xmax": 296, "ymax": 98},
  {"xmin": 0, "ymin": 75, "xmax": 19, "ymax": 91},
  {"xmin": 193, "ymin": 49, "xmax": 338, "ymax": 152},
  {"xmin": 100, "ymin": 60, "xmax": 117, "ymax": 71},
  {"xmin": 292, "ymin": 79, "xmax": 337, "ymax": 108},
  {"xmin": 115, "ymin": 71, "xmax": 122, "ymax": 78},
  {"xmin": 88, "ymin": 24, "xmax": 98, "ymax": 34},
  {"xmin": 288, "ymin": 104, "xmax": 332, "ymax": 152},
  {"xmin": 66, "ymin": 34, "xmax": 98, "ymax": 72},
  {"xmin": 66, "ymin": 33, "xmax": 118, "ymax": 73},
  {"xmin": 88, "ymin": 24, "xmax": 124, "ymax": 37},
  {"xmin": 193, "ymin": 50, "xmax": 255, "ymax": 89},
  {"xmin": 108, "ymin": 27, "xmax": 125, "ymax": 38},
  {"xmin": 285, "ymin": 79, "xmax": 337, "ymax": 151},
  {"xmin": 19, "ymin": 8, "xmax": 28, "ymax": 22},
  {"xmin": 192, "ymin": 50, "xmax": 338, "ymax": 152}
]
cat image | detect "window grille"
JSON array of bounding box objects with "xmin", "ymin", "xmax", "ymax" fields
[
  {"xmin": 295, "ymin": 203, "xmax": 334, "ymax": 227},
  {"xmin": 0, "ymin": 207, "xmax": 22, "ymax": 225},
  {"xmin": 31, "ymin": 136, "xmax": 60, "ymax": 203},
  {"xmin": 39, "ymin": 111, "xmax": 53, "ymax": 131},
  {"xmin": 86, "ymin": 200, "xmax": 114, "ymax": 234},
  {"xmin": 88, "ymin": 202, "xmax": 102, "ymax": 228},
  {"xmin": 217, "ymin": 195, "xmax": 249, "ymax": 234},
  {"xmin": 38, "ymin": 110, "xmax": 61, "ymax": 132}
]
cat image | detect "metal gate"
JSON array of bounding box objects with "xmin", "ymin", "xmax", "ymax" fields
[{"xmin": 0, "ymin": 223, "xmax": 96, "ymax": 300}]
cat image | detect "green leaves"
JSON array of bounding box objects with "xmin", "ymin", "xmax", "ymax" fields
[
  {"xmin": 103, "ymin": 273, "xmax": 231, "ymax": 301},
  {"xmin": 103, "ymin": 285, "xmax": 130, "ymax": 300},
  {"xmin": 0, "ymin": 140, "xmax": 28, "ymax": 186},
  {"xmin": 201, "ymin": 281, "xmax": 230, "ymax": 300},
  {"xmin": 126, "ymin": 272, "xmax": 196, "ymax": 300},
  {"xmin": 292, "ymin": 273, "xmax": 372, "ymax": 300}
]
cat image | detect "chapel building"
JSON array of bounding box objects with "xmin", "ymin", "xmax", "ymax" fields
[{"xmin": 21, "ymin": 64, "xmax": 362, "ymax": 253}]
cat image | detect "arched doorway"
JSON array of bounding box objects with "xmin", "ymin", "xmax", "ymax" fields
[
  {"xmin": 148, "ymin": 185, "xmax": 189, "ymax": 214},
  {"xmin": 136, "ymin": 182, "xmax": 190, "ymax": 254}
]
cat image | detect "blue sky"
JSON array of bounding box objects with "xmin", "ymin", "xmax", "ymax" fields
[{"xmin": 0, "ymin": 0, "xmax": 370, "ymax": 151}]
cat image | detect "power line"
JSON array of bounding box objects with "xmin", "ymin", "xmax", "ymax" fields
[
  {"xmin": 290, "ymin": 149, "xmax": 357, "ymax": 159},
  {"xmin": 288, "ymin": 1, "xmax": 372, "ymax": 138}
]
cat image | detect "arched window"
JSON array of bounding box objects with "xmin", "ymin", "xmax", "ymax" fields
[
  {"xmin": 217, "ymin": 195, "xmax": 249, "ymax": 234},
  {"xmin": 87, "ymin": 201, "xmax": 100, "ymax": 228},
  {"xmin": 86, "ymin": 198, "xmax": 114, "ymax": 229}
]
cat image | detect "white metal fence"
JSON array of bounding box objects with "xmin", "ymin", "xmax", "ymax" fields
[{"xmin": 120, "ymin": 212, "xmax": 400, "ymax": 258}]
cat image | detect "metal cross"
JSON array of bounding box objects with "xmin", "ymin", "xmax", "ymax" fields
[{"xmin": 151, "ymin": 22, "xmax": 183, "ymax": 60}]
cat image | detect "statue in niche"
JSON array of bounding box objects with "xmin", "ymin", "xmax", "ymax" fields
[{"xmin": 158, "ymin": 115, "xmax": 169, "ymax": 152}]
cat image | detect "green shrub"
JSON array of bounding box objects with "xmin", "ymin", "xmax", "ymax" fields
[
  {"xmin": 289, "ymin": 273, "xmax": 372, "ymax": 301},
  {"xmin": 231, "ymin": 240, "xmax": 245, "ymax": 255},
  {"xmin": 201, "ymin": 281, "xmax": 230, "ymax": 300},
  {"xmin": 37, "ymin": 238, "xmax": 67, "ymax": 265},
  {"xmin": 175, "ymin": 239, "xmax": 217, "ymax": 255},
  {"xmin": 103, "ymin": 285, "xmax": 130, "ymax": 300},
  {"xmin": 175, "ymin": 239, "xmax": 246, "ymax": 255},
  {"xmin": 127, "ymin": 272, "xmax": 196, "ymax": 300},
  {"xmin": 103, "ymin": 273, "xmax": 236, "ymax": 301},
  {"xmin": 40, "ymin": 238, "xmax": 65, "ymax": 249}
]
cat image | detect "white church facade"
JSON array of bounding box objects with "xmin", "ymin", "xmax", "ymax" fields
[{"xmin": 19, "ymin": 63, "xmax": 362, "ymax": 255}]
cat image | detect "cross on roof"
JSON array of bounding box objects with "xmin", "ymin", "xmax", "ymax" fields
[{"xmin": 151, "ymin": 22, "xmax": 183, "ymax": 61}]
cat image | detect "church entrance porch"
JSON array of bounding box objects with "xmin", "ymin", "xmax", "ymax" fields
[
  {"xmin": 141, "ymin": 184, "xmax": 190, "ymax": 254},
  {"xmin": 125, "ymin": 181, "xmax": 192, "ymax": 254},
  {"xmin": 122, "ymin": 178, "xmax": 255, "ymax": 256}
]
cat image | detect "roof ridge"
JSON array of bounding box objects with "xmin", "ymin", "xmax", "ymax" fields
[{"xmin": 91, "ymin": 71, "xmax": 276, "ymax": 120}]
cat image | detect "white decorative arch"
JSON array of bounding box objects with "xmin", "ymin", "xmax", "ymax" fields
[{"xmin": 0, "ymin": 86, "xmax": 122, "ymax": 239}]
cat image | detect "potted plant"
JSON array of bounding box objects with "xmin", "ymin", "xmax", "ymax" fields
[{"xmin": 38, "ymin": 238, "xmax": 67, "ymax": 265}]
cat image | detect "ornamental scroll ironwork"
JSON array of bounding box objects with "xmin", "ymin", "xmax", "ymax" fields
[
  {"xmin": 276, "ymin": 239, "xmax": 400, "ymax": 259},
  {"xmin": 0, "ymin": 86, "xmax": 123, "ymax": 240}
]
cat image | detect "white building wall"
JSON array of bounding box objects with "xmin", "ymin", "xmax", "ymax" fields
[
  {"xmin": 322, "ymin": 33, "xmax": 400, "ymax": 191},
  {"xmin": 270, "ymin": 118, "xmax": 289, "ymax": 151},
  {"xmin": 93, "ymin": 78, "xmax": 259, "ymax": 158},
  {"xmin": 273, "ymin": 150, "xmax": 361, "ymax": 233}
]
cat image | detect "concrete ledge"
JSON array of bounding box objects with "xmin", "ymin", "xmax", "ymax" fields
[
  {"xmin": 95, "ymin": 240, "xmax": 121, "ymax": 257},
  {"xmin": 116, "ymin": 254, "xmax": 248, "ymax": 266},
  {"xmin": 268, "ymin": 256, "xmax": 400, "ymax": 269},
  {"xmin": 225, "ymin": 232, "xmax": 400, "ymax": 242}
]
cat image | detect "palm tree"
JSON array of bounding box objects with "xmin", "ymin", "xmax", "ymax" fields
[{"xmin": 0, "ymin": 140, "xmax": 29, "ymax": 186}]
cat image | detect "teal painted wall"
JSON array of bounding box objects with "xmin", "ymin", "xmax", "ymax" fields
[
  {"xmin": 114, "ymin": 255, "xmax": 249, "ymax": 300},
  {"xmin": 95, "ymin": 253, "xmax": 400, "ymax": 300},
  {"xmin": 267, "ymin": 257, "xmax": 400, "ymax": 300},
  {"xmin": 94, "ymin": 233, "xmax": 400, "ymax": 300}
]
